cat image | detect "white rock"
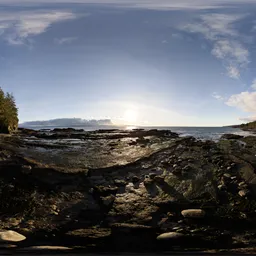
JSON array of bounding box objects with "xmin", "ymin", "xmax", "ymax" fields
[
  {"xmin": 218, "ymin": 184, "xmax": 226, "ymax": 191},
  {"xmin": 51, "ymin": 204, "xmax": 58, "ymax": 211},
  {"xmin": 157, "ymin": 232, "xmax": 184, "ymax": 240},
  {"xmin": 181, "ymin": 209, "xmax": 205, "ymax": 218},
  {"xmin": 238, "ymin": 181, "xmax": 246, "ymax": 187},
  {"xmin": 238, "ymin": 189, "xmax": 250, "ymax": 197},
  {"xmin": 0, "ymin": 231, "xmax": 26, "ymax": 242}
]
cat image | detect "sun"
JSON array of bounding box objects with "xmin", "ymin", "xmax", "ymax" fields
[{"xmin": 123, "ymin": 109, "xmax": 138, "ymax": 124}]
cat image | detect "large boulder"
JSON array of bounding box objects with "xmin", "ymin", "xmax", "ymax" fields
[
  {"xmin": 221, "ymin": 134, "xmax": 244, "ymax": 140},
  {"xmin": 0, "ymin": 231, "xmax": 26, "ymax": 242}
]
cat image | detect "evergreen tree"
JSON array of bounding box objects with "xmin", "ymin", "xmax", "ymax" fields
[
  {"xmin": 0, "ymin": 88, "xmax": 19, "ymax": 133},
  {"xmin": 0, "ymin": 88, "xmax": 6, "ymax": 132}
]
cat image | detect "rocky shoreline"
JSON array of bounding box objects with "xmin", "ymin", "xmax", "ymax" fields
[{"xmin": 1, "ymin": 128, "xmax": 256, "ymax": 253}]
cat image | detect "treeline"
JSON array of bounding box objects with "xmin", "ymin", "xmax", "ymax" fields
[
  {"xmin": 237, "ymin": 121, "xmax": 256, "ymax": 130},
  {"xmin": 0, "ymin": 88, "xmax": 18, "ymax": 133}
]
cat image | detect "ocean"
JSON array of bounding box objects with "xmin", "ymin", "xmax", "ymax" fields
[{"xmin": 19, "ymin": 125, "xmax": 253, "ymax": 141}]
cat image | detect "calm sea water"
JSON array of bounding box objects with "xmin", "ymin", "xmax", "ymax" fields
[
  {"xmin": 164, "ymin": 126, "xmax": 253, "ymax": 141},
  {"xmin": 19, "ymin": 125, "xmax": 253, "ymax": 141}
]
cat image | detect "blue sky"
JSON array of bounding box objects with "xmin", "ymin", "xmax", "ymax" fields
[{"xmin": 1, "ymin": 0, "xmax": 256, "ymax": 126}]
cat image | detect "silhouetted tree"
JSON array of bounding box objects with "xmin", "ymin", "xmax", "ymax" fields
[{"xmin": 0, "ymin": 88, "xmax": 18, "ymax": 133}]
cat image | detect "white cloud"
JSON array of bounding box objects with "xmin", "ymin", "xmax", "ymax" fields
[
  {"xmin": 212, "ymin": 92, "xmax": 224, "ymax": 101},
  {"xmin": 226, "ymin": 66, "xmax": 240, "ymax": 79},
  {"xmin": 239, "ymin": 116, "xmax": 256, "ymax": 122},
  {"xmin": 226, "ymin": 91, "xmax": 256, "ymax": 112},
  {"xmin": 54, "ymin": 37, "xmax": 77, "ymax": 44},
  {"xmin": 184, "ymin": 14, "xmax": 242, "ymax": 39},
  {"xmin": 212, "ymin": 40, "xmax": 249, "ymax": 66},
  {"xmin": 0, "ymin": 11, "xmax": 76, "ymax": 45},
  {"xmin": 226, "ymin": 79, "xmax": 256, "ymax": 119},
  {"xmin": 183, "ymin": 14, "xmax": 249, "ymax": 79},
  {"xmin": 251, "ymin": 79, "xmax": 256, "ymax": 90}
]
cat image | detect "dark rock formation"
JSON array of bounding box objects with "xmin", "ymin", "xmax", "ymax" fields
[{"xmin": 221, "ymin": 134, "xmax": 244, "ymax": 140}]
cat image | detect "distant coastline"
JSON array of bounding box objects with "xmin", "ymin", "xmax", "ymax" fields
[
  {"xmin": 19, "ymin": 118, "xmax": 113, "ymax": 128},
  {"xmin": 231, "ymin": 120, "xmax": 256, "ymax": 132}
]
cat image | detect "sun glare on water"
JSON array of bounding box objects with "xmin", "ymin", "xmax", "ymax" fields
[{"xmin": 123, "ymin": 109, "xmax": 138, "ymax": 124}]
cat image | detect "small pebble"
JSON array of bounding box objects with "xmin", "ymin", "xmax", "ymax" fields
[
  {"xmin": 218, "ymin": 184, "xmax": 226, "ymax": 191},
  {"xmin": 167, "ymin": 212, "xmax": 175, "ymax": 217},
  {"xmin": 238, "ymin": 189, "xmax": 250, "ymax": 197},
  {"xmin": 157, "ymin": 232, "xmax": 184, "ymax": 240},
  {"xmin": 238, "ymin": 181, "xmax": 246, "ymax": 187}
]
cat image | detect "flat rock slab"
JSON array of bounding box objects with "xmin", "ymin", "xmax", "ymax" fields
[
  {"xmin": 66, "ymin": 228, "xmax": 111, "ymax": 239},
  {"xmin": 110, "ymin": 223, "xmax": 152, "ymax": 230},
  {"xmin": 181, "ymin": 209, "xmax": 205, "ymax": 218},
  {"xmin": 19, "ymin": 246, "xmax": 72, "ymax": 251}
]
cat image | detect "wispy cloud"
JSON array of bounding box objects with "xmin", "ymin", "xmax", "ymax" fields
[
  {"xmin": 54, "ymin": 37, "xmax": 77, "ymax": 45},
  {"xmin": 251, "ymin": 79, "xmax": 256, "ymax": 90},
  {"xmin": 239, "ymin": 116, "xmax": 256, "ymax": 122},
  {"xmin": 212, "ymin": 40, "xmax": 249, "ymax": 65},
  {"xmin": 2, "ymin": 0, "xmax": 256, "ymax": 10},
  {"xmin": 0, "ymin": 11, "xmax": 76, "ymax": 45},
  {"xmin": 212, "ymin": 92, "xmax": 224, "ymax": 101},
  {"xmin": 183, "ymin": 14, "xmax": 249, "ymax": 79},
  {"xmin": 226, "ymin": 66, "xmax": 240, "ymax": 79}
]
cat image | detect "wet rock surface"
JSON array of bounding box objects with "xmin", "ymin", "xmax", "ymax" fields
[{"xmin": 1, "ymin": 128, "xmax": 256, "ymax": 252}]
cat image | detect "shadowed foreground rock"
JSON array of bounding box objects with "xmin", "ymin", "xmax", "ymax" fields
[{"xmin": 0, "ymin": 128, "xmax": 256, "ymax": 252}]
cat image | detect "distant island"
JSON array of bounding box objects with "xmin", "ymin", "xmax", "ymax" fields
[{"xmin": 20, "ymin": 118, "xmax": 113, "ymax": 128}]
